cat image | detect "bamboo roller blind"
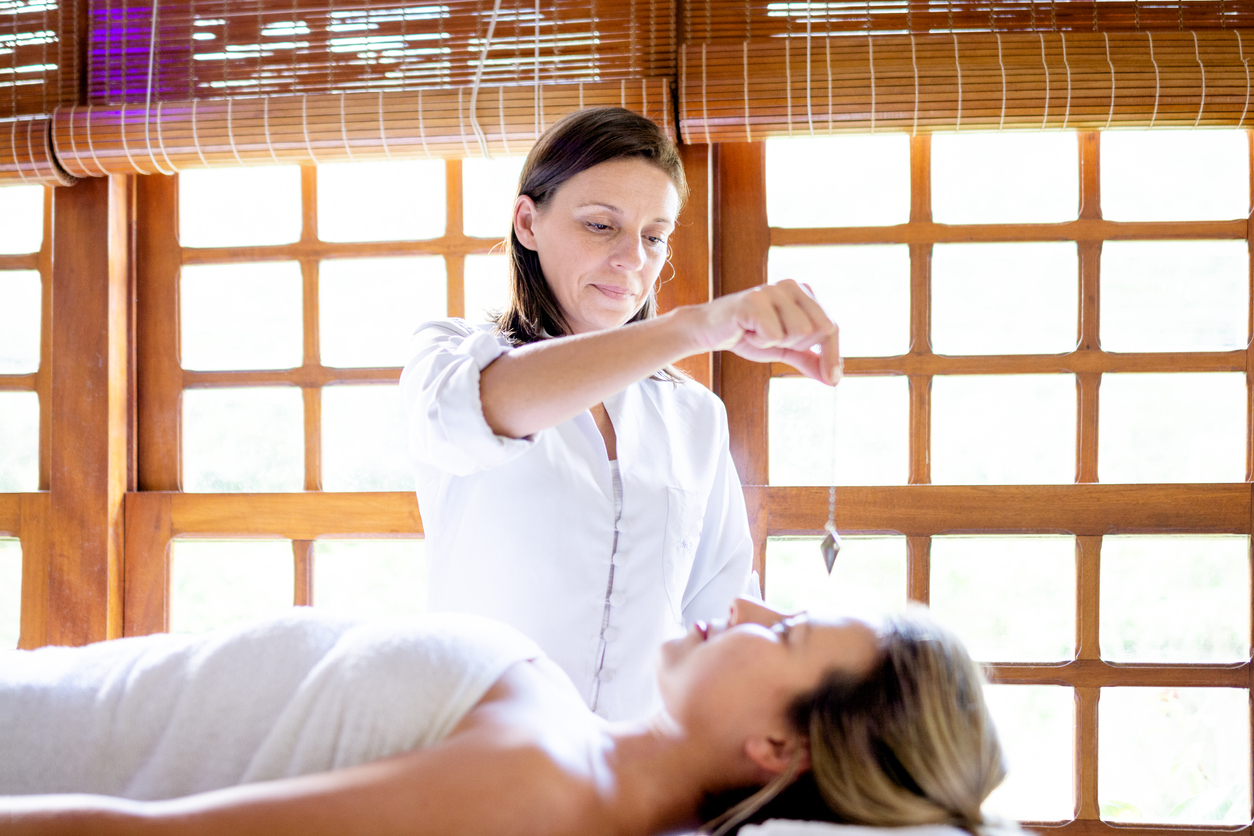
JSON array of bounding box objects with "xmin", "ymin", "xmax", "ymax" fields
[
  {"xmin": 679, "ymin": 29, "xmax": 1254, "ymax": 139},
  {"xmin": 681, "ymin": 0, "xmax": 1254, "ymax": 41},
  {"xmin": 1, "ymin": 0, "xmax": 79, "ymax": 118},
  {"xmin": 51, "ymin": 79, "xmax": 673, "ymax": 176},
  {"xmin": 7, "ymin": 0, "xmax": 1254, "ymax": 186},
  {"xmin": 88, "ymin": 0, "xmax": 676, "ymax": 105},
  {"xmin": 0, "ymin": 115, "xmax": 71, "ymax": 183}
]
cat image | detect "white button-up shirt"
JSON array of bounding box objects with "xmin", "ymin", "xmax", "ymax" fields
[{"xmin": 401, "ymin": 319, "xmax": 757, "ymax": 720}]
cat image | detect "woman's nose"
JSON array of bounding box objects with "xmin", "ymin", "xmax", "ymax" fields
[
  {"xmin": 729, "ymin": 597, "xmax": 788, "ymax": 628},
  {"xmin": 609, "ymin": 231, "xmax": 647, "ymax": 271}
]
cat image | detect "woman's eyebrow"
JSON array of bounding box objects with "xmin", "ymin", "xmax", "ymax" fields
[{"xmin": 578, "ymin": 202, "xmax": 675, "ymax": 226}]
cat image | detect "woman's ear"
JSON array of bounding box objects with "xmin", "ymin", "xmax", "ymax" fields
[
  {"xmin": 513, "ymin": 195, "xmax": 539, "ymax": 250},
  {"xmin": 744, "ymin": 734, "xmax": 811, "ymax": 779}
]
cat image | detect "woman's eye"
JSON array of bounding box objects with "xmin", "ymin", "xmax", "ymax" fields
[
  {"xmin": 646, "ymin": 235, "xmax": 667, "ymax": 246},
  {"xmin": 586, "ymin": 222, "xmax": 612, "ymax": 231}
]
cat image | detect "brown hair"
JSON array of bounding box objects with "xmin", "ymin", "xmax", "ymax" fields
[
  {"xmin": 494, "ymin": 106, "xmax": 688, "ymax": 346},
  {"xmin": 701, "ymin": 609, "xmax": 1019, "ymax": 836}
]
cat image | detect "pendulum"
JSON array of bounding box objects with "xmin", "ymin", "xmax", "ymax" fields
[
  {"xmin": 819, "ymin": 384, "xmax": 841, "ymax": 574},
  {"xmin": 820, "ymin": 489, "xmax": 841, "ymax": 574}
]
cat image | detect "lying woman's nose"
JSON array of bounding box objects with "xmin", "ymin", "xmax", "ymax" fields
[{"xmin": 729, "ymin": 597, "xmax": 789, "ymax": 628}]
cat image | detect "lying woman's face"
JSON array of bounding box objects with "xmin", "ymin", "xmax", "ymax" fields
[{"xmin": 656, "ymin": 599, "xmax": 881, "ymax": 743}]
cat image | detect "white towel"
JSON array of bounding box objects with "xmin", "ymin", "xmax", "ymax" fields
[
  {"xmin": 742, "ymin": 823, "xmax": 970, "ymax": 836},
  {"xmin": 0, "ymin": 609, "xmax": 542, "ymax": 800}
]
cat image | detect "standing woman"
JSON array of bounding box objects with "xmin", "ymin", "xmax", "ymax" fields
[{"xmin": 401, "ymin": 107, "xmax": 840, "ymax": 720}]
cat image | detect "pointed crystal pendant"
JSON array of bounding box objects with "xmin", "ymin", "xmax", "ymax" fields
[{"xmin": 819, "ymin": 521, "xmax": 841, "ymax": 574}]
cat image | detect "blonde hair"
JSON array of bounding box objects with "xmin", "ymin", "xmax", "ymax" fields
[{"xmin": 702, "ymin": 609, "xmax": 1016, "ymax": 836}]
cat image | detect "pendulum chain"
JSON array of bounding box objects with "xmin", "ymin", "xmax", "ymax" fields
[{"xmin": 819, "ymin": 382, "xmax": 841, "ymax": 574}]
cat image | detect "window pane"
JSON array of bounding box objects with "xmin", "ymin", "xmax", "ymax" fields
[
  {"xmin": 0, "ymin": 391, "xmax": 39, "ymax": 491},
  {"xmin": 1100, "ymin": 687, "xmax": 1251, "ymax": 824},
  {"xmin": 1101, "ymin": 535, "xmax": 1250, "ymax": 663},
  {"xmin": 0, "ymin": 538, "xmax": 21, "ymax": 649},
  {"xmin": 765, "ymin": 536, "xmax": 906, "ymax": 615},
  {"xmin": 183, "ymin": 387, "xmax": 304, "ymax": 492},
  {"xmin": 1101, "ymin": 240, "xmax": 1248, "ymax": 353},
  {"xmin": 0, "ymin": 270, "xmax": 41, "ymax": 373},
  {"xmin": 462, "ymin": 155, "xmax": 526, "ymax": 239},
  {"xmin": 0, "ymin": 185, "xmax": 43, "ymax": 255},
  {"xmin": 769, "ymin": 376, "xmax": 908, "ymax": 486},
  {"xmin": 769, "ymin": 245, "xmax": 909, "ymax": 357},
  {"xmin": 179, "ymin": 166, "xmax": 302, "ymax": 247},
  {"xmin": 314, "ymin": 539, "xmax": 427, "ymax": 617},
  {"xmin": 766, "ymin": 135, "xmax": 910, "ymax": 228},
  {"xmin": 932, "ymin": 132, "xmax": 1079, "ymax": 224},
  {"xmin": 932, "ymin": 375, "xmax": 1075, "ymax": 484},
  {"xmin": 464, "ymin": 254, "xmax": 510, "ymax": 324},
  {"xmin": 983, "ymin": 685, "xmax": 1075, "ymax": 822},
  {"xmin": 320, "ymin": 256, "xmax": 446, "ymax": 367},
  {"xmin": 932, "ymin": 243, "xmax": 1077, "ymax": 355},
  {"xmin": 180, "ymin": 262, "xmax": 303, "ymax": 371},
  {"xmin": 1099, "ymin": 373, "xmax": 1246, "ymax": 483},
  {"xmin": 318, "ymin": 160, "xmax": 446, "ymax": 242},
  {"xmin": 1101, "ymin": 130, "xmax": 1250, "ymax": 222},
  {"xmin": 321, "ymin": 384, "xmax": 411, "ymax": 491},
  {"xmin": 170, "ymin": 539, "xmax": 294, "ymax": 634},
  {"xmin": 931, "ymin": 535, "xmax": 1075, "ymax": 662}
]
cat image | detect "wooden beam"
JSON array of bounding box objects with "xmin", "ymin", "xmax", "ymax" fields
[
  {"xmin": 18, "ymin": 492, "xmax": 49, "ymax": 649},
  {"xmin": 772, "ymin": 349, "xmax": 1248, "ymax": 378},
  {"xmin": 769, "ymin": 218, "xmax": 1247, "ymax": 247},
  {"xmin": 987, "ymin": 659, "xmax": 1249, "ymax": 689},
  {"xmin": 715, "ymin": 142, "xmax": 771, "ymax": 486},
  {"xmin": 135, "ymin": 174, "xmax": 182, "ymax": 491},
  {"xmin": 714, "ymin": 142, "xmax": 772, "ymax": 580},
  {"xmin": 47, "ymin": 176, "xmax": 132, "ymax": 645},
  {"xmin": 1029, "ymin": 819, "xmax": 1251, "ymax": 836},
  {"xmin": 0, "ymin": 494, "xmax": 18, "ymax": 535},
  {"xmin": 167, "ymin": 491, "xmax": 422, "ymax": 539},
  {"xmin": 766, "ymin": 484, "xmax": 1252, "ymax": 536},
  {"xmin": 180, "ymin": 236, "xmax": 501, "ymax": 265},
  {"xmin": 659, "ymin": 142, "xmax": 713, "ymax": 388},
  {"xmin": 122, "ymin": 491, "xmax": 171, "ymax": 637}
]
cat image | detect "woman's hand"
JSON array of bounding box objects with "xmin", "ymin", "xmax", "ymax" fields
[{"xmin": 685, "ymin": 280, "xmax": 842, "ymax": 385}]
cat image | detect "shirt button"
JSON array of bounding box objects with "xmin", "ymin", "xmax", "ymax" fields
[
  {"xmin": 603, "ymin": 627, "xmax": 619, "ymax": 643},
  {"xmin": 598, "ymin": 668, "xmax": 615, "ymax": 683},
  {"xmin": 609, "ymin": 591, "xmax": 626, "ymax": 607}
]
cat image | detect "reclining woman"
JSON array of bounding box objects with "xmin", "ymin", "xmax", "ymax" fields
[{"xmin": 1, "ymin": 599, "xmax": 1012, "ymax": 836}]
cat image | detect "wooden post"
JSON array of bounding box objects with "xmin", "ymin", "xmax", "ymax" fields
[
  {"xmin": 135, "ymin": 173, "xmax": 182, "ymax": 492},
  {"xmin": 47, "ymin": 176, "xmax": 133, "ymax": 645},
  {"xmin": 659, "ymin": 143, "xmax": 713, "ymax": 388},
  {"xmin": 715, "ymin": 142, "xmax": 771, "ymax": 582}
]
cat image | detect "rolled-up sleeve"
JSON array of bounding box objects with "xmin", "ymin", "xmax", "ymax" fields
[{"xmin": 400, "ymin": 319, "xmax": 537, "ymax": 476}]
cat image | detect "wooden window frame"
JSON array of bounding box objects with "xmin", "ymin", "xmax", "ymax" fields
[
  {"xmin": 125, "ymin": 146, "xmax": 713, "ymax": 633},
  {"xmin": 715, "ymin": 134, "xmax": 1254, "ymax": 832}
]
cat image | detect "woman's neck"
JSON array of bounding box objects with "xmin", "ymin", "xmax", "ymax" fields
[{"xmin": 595, "ymin": 717, "xmax": 758, "ymax": 836}]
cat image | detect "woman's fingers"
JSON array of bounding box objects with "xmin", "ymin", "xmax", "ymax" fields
[{"xmin": 727, "ymin": 281, "xmax": 840, "ymax": 383}]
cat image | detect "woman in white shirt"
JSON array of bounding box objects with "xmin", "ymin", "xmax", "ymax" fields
[{"xmin": 401, "ymin": 107, "xmax": 841, "ymax": 721}]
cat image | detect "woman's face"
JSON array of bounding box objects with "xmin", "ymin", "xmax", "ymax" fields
[
  {"xmin": 513, "ymin": 157, "xmax": 680, "ymax": 335},
  {"xmin": 656, "ymin": 599, "xmax": 881, "ymax": 745}
]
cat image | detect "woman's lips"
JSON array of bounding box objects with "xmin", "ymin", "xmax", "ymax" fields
[
  {"xmin": 695, "ymin": 621, "xmax": 709, "ymax": 641},
  {"xmin": 591, "ymin": 283, "xmax": 632, "ymax": 300}
]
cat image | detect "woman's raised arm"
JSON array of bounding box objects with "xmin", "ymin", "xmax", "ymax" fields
[{"xmin": 480, "ymin": 279, "xmax": 841, "ymax": 439}]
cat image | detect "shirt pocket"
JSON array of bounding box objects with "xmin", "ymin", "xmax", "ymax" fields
[{"xmin": 662, "ymin": 486, "xmax": 705, "ymax": 624}]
